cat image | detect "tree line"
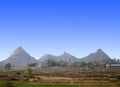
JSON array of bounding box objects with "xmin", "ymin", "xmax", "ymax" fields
[{"xmin": 4, "ymin": 58, "xmax": 120, "ymax": 70}]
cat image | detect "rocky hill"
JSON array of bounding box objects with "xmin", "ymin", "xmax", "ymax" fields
[
  {"xmin": 80, "ymin": 49, "xmax": 111, "ymax": 62},
  {"xmin": 1, "ymin": 47, "xmax": 37, "ymax": 67}
]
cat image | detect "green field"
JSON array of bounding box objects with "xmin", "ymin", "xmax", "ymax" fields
[
  {"xmin": 0, "ymin": 81, "xmax": 120, "ymax": 87},
  {"xmin": 18, "ymin": 83, "xmax": 120, "ymax": 87},
  {"xmin": 19, "ymin": 84, "xmax": 78, "ymax": 87}
]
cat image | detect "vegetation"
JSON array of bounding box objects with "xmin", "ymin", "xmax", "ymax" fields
[
  {"xmin": 0, "ymin": 80, "xmax": 120, "ymax": 87},
  {"xmin": 28, "ymin": 63, "xmax": 38, "ymax": 67},
  {"xmin": 41, "ymin": 59, "xmax": 115, "ymax": 69},
  {"xmin": 72, "ymin": 61, "xmax": 87, "ymax": 68},
  {"xmin": 0, "ymin": 81, "xmax": 16, "ymax": 87},
  {"xmin": 0, "ymin": 68, "xmax": 120, "ymax": 87},
  {"xmin": 24, "ymin": 67, "xmax": 33, "ymax": 77},
  {"xmin": 116, "ymin": 75, "xmax": 120, "ymax": 81},
  {"xmin": 19, "ymin": 84, "xmax": 78, "ymax": 87},
  {"xmin": 15, "ymin": 83, "xmax": 120, "ymax": 87},
  {"xmin": 108, "ymin": 58, "xmax": 120, "ymax": 64},
  {"xmin": 57, "ymin": 60, "xmax": 68, "ymax": 67},
  {"xmin": 72, "ymin": 61, "xmax": 106, "ymax": 69},
  {"xmin": 44, "ymin": 59, "xmax": 68, "ymax": 67},
  {"xmin": 5, "ymin": 63, "xmax": 11, "ymax": 70}
]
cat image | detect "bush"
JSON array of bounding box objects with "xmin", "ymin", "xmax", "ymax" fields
[
  {"xmin": 116, "ymin": 75, "xmax": 120, "ymax": 81},
  {"xmin": 0, "ymin": 81, "xmax": 16, "ymax": 87},
  {"xmin": 24, "ymin": 67, "xmax": 33, "ymax": 77},
  {"xmin": 5, "ymin": 63, "xmax": 11, "ymax": 70},
  {"xmin": 116, "ymin": 82, "xmax": 120, "ymax": 87}
]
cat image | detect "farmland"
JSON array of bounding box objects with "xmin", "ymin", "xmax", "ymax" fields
[{"xmin": 0, "ymin": 68, "xmax": 120, "ymax": 87}]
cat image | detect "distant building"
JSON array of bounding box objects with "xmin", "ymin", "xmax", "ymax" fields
[{"xmin": 106, "ymin": 64, "xmax": 120, "ymax": 69}]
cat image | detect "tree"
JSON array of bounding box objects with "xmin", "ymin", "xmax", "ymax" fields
[
  {"xmin": 46, "ymin": 59, "xmax": 57, "ymax": 67},
  {"xmin": 24, "ymin": 67, "xmax": 33, "ymax": 77},
  {"xmin": 72, "ymin": 61, "xmax": 87, "ymax": 68},
  {"xmin": 5, "ymin": 63, "xmax": 11, "ymax": 70},
  {"xmin": 28, "ymin": 63, "xmax": 38, "ymax": 67},
  {"xmin": 57, "ymin": 60, "xmax": 68, "ymax": 67},
  {"xmin": 86, "ymin": 62, "xmax": 95, "ymax": 69}
]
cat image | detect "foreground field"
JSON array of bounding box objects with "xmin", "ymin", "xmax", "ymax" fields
[
  {"xmin": 11, "ymin": 82, "xmax": 120, "ymax": 87},
  {"xmin": 0, "ymin": 82, "xmax": 120, "ymax": 87},
  {"xmin": 0, "ymin": 68, "xmax": 120, "ymax": 87},
  {"xmin": 19, "ymin": 84, "xmax": 120, "ymax": 87},
  {"xmin": 19, "ymin": 84, "xmax": 78, "ymax": 87}
]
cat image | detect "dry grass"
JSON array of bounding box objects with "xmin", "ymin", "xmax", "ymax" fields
[{"xmin": 0, "ymin": 68, "xmax": 120, "ymax": 86}]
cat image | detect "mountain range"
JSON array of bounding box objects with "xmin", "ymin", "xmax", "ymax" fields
[{"xmin": 0, "ymin": 47, "xmax": 111, "ymax": 68}]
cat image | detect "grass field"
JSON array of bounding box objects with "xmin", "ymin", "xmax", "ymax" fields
[
  {"xmin": 0, "ymin": 81, "xmax": 120, "ymax": 87},
  {"xmin": 0, "ymin": 80, "xmax": 120, "ymax": 87},
  {"xmin": 19, "ymin": 84, "xmax": 78, "ymax": 87},
  {"xmin": 0, "ymin": 68, "xmax": 120, "ymax": 87},
  {"xmin": 18, "ymin": 83, "xmax": 120, "ymax": 87}
]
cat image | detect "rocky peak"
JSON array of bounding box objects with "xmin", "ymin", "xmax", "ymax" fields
[
  {"xmin": 61, "ymin": 52, "xmax": 73, "ymax": 57},
  {"xmin": 2, "ymin": 46, "xmax": 37, "ymax": 67},
  {"xmin": 44, "ymin": 54, "xmax": 53, "ymax": 57},
  {"xmin": 10, "ymin": 46, "xmax": 26, "ymax": 56},
  {"xmin": 58, "ymin": 52, "xmax": 77, "ymax": 62},
  {"xmin": 80, "ymin": 49, "xmax": 111, "ymax": 62},
  {"xmin": 96, "ymin": 49, "xmax": 103, "ymax": 53},
  {"xmin": 39, "ymin": 53, "xmax": 57, "ymax": 62}
]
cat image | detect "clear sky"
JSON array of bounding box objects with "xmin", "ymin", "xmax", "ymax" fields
[{"xmin": 0, "ymin": 0, "xmax": 120, "ymax": 61}]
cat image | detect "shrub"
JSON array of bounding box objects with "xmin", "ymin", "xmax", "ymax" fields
[
  {"xmin": 116, "ymin": 82, "xmax": 120, "ymax": 87},
  {"xmin": 116, "ymin": 75, "xmax": 120, "ymax": 81},
  {"xmin": 0, "ymin": 81, "xmax": 16, "ymax": 87},
  {"xmin": 5, "ymin": 63, "xmax": 11, "ymax": 70},
  {"xmin": 24, "ymin": 67, "xmax": 33, "ymax": 77}
]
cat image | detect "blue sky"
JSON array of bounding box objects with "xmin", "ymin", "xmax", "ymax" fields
[{"xmin": 0, "ymin": 0, "xmax": 120, "ymax": 61}]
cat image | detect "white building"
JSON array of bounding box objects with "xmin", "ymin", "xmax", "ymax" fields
[{"xmin": 106, "ymin": 64, "xmax": 120, "ymax": 68}]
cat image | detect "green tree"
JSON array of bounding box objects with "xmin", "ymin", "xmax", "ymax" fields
[
  {"xmin": 24, "ymin": 67, "xmax": 33, "ymax": 77},
  {"xmin": 57, "ymin": 60, "xmax": 68, "ymax": 67},
  {"xmin": 28, "ymin": 63, "xmax": 38, "ymax": 67},
  {"xmin": 46, "ymin": 59, "xmax": 57, "ymax": 67},
  {"xmin": 5, "ymin": 63, "xmax": 11, "ymax": 70},
  {"xmin": 72, "ymin": 61, "xmax": 86, "ymax": 68},
  {"xmin": 86, "ymin": 62, "xmax": 95, "ymax": 69}
]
